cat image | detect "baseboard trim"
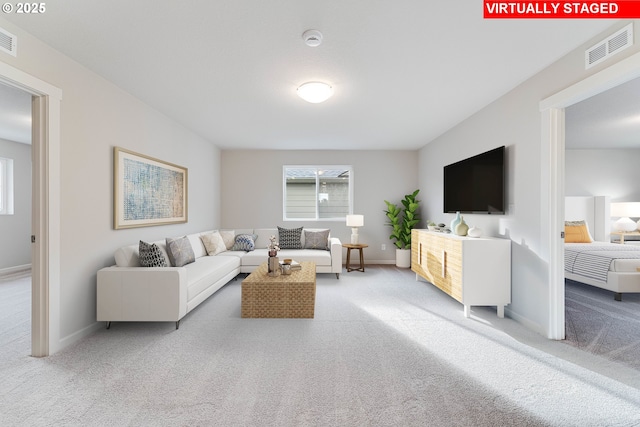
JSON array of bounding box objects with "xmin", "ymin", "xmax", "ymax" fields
[
  {"xmin": 363, "ymin": 260, "xmax": 396, "ymax": 265},
  {"xmin": 0, "ymin": 264, "xmax": 32, "ymax": 280},
  {"xmin": 506, "ymin": 308, "xmax": 547, "ymax": 337},
  {"xmin": 58, "ymin": 321, "xmax": 103, "ymax": 351}
]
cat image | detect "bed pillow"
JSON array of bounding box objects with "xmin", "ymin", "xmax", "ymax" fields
[
  {"xmin": 278, "ymin": 226, "xmax": 303, "ymax": 249},
  {"xmin": 166, "ymin": 236, "xmax": 196, "ymax": 267},
  {"xmin": 564, "ymin": 220, "xmax": 593, "ymax": 243},
  {"xmin": 139, "ymin": 241, "xmax": 168, "ymax": 267},
  {"xmin": 201, "ymin": 231, "xmax": 227, "ymax": 256},
  {"xmin": 303, "ymin": 229, "xmax": 330, "ymax": 250}
]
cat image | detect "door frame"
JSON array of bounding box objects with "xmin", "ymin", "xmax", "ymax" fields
[
  {"xmin": 541, "ymin": 51, "xmax": 640, "ymax": 340},
  {"xmin": 0, "ymin": 61, "xmax": 61, "ymax": 357}
]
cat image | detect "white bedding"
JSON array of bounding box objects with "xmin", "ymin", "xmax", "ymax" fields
[{"xmin": 565, "ymin": 242, "xmax": 640, "ymax": 282}]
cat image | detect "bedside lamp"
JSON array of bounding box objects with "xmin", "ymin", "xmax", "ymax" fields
[
  {"xmin": 611, "ymin": 202, "xmax": 640, "ymax": 232},
  {"xmin": 346, "ymin": 214, "xmax": 364, "ymax": 244}
]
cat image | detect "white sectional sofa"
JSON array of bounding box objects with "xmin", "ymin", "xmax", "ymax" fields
[{"xmin": 97, "ymin": 228, "xmax": 342, "ymax": 329}]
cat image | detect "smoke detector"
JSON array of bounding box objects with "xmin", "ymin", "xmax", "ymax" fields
[{"xmin": 302, "ymin": 30, "xmax": 323, "ymax": 47}]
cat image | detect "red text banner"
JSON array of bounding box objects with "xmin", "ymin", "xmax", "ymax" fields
[{"xmin": 484, "ymin": 1, "xmax": 640, "ymax": 18}]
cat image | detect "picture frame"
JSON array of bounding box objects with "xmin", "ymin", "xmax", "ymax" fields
[{"xmin": 113, "ymin": 147, "xmax": 188, "ymax": 229}]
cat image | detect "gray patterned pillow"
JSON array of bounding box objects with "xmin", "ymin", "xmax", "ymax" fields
[
  {"xmin": 304, "ymin": 229, "xmax": 330, "ymax": 250},
  {"xmin": 278, "ymin": 226, "xmax": 303, "ymax": 249},
  {"xmin": 139, "ymin": 241, "xmax": 168, "ymax": 267},
  {"xmin": 231, "ymin": 234, "xmax": 257, "ymax": 251},
  {"xmin": 166, "ymin": 236, "xmax": 196, "ymax": 267}
]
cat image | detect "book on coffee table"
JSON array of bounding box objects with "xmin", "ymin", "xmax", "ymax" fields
[{"xmin": 280, "ymin": 260, "xmax": 301, "ymax": 270}]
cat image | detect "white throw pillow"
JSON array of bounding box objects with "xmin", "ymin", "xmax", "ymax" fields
[{"xmin": 201, "ymin": 231, "xmax": 227, "ymax": 256}]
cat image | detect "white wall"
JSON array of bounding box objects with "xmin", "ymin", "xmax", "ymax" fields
[
  {"xmin": 419, "ymin": 20, "xmax": 640, "ymax": 335},
  {"xmin": 221, "ymin": 150, "xmax": 419, "ymax": 263},
  {"xmin": 0, "ymin": 17, "xmax": 221, "ymax": 349},
  {"xmin": 566, "ymin": 149, "xmax": 640, "ymax": 201},
  {"xmin": 0, "ymin": 138, "xmax": 30, "ymax": 271}
]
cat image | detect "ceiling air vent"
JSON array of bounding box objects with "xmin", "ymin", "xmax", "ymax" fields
[
  {"xmin": 0, "ymin": 26, "xmax": 17, "ymax": 57},
  {"xmin": 585, "ymin": 23, "xmax": 633, "ymax": 69}
]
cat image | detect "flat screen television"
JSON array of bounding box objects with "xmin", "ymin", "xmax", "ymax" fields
[{"xmin": 443, "ymin": 146, "xmax": 505, "ymax": 214}]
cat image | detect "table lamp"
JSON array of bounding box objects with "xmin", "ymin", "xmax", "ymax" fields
[
  {"xmin": 611, "ymin": 202, "xmax": 640, "ymax": 232},
  {"xmin": 346, "ymin": 214, "xmax": 364, "ymax": 244}
]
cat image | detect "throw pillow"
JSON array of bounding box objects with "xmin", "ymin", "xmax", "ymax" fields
[
  {"xmin": 139, "ymin": 240, "xmax": 168, "ymax": 267},
  {"xmin": 201, "ymin": 231, "xmax": 227, "ymax": 256},
  {"xmin": 278, "ymin": 226, "xmax": 303, "ymax": 249},
  {"xmin": 231, "ymin": 233, "xmax": 257, "ymax": 251},
  {"xmin": 219, "ymin": 230, "xmax": 236, "ymax": 250},
  {"xmin": 304, "ymin": 229, "xmax": 330, "ymax": 250},
  {"xmin": 166, "ymin": 236, "xmax": 196, "ymax": 267},
  {"xmin": 564, "ymin": 220, "xmax": 593, "ymax": 243}
]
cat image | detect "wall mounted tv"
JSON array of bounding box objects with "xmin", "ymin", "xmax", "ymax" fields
[{"xmin": 443, "ymin": 145, "xmax": 505, "ymax": 214}]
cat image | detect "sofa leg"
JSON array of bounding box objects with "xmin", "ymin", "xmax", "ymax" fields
[
  {"xmin": 176, "ymin": 320, "xmax": 180, "ymax": 330},
  {"xmin": 106, "ymin": 321, "xmax": 111, "ymax": 330},
  {"xmin": 336, "ymin": 273, "xmax": 340, "ymax": 279},
  {"xmin": 614, "ymin": 292, "xmax": 622, "ymax": 301}
]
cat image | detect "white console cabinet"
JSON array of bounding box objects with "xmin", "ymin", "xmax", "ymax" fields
[{"xmin": 411, "ymin": 229, "xmax": 511, "ymax": 318}]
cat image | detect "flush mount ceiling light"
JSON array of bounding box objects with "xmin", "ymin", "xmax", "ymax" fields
[
  {"xmin": 297, "ymin": 82, "xmax": 333, "ymax": 103},
  {"xmin": 302, "ymin": 29, "xmax": 323, "ymax": 47}
]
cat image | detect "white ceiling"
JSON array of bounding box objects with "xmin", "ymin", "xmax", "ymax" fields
[
  {"xmin": 0, "ymin": 2, "xmax": 623, "ymax": 150},
  {"xmin": 565, "ymin": 76, "xmax": 640, "ymax": 149}
]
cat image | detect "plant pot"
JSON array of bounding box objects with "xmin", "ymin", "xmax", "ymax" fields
[{"xmin": 396, "ymin": 248, "xmax": 411, "ymax": 268}]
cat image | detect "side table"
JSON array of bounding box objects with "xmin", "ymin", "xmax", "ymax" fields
[
  {"xmin": 343, "ymin": 243, "xmax": 368, "ymax": 272},
  {"xmin": 611, "ymin": 231, "xmax": 640, "ymax": 244}
]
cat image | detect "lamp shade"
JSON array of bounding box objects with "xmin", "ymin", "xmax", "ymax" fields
[
  {"xmin": 297, "ymin": 82, "xmax": 333, "ymax": 103},
  {"xmin": 611, "ymin": 202, "xmax": 640, "ymax": 232},
  {"xmin": 611, "ymin": 202, "xmax": 640, "ymax": 218},
  {"xmin": 346, "ymin": 214, "xmax": 364, "ymax": 227}
]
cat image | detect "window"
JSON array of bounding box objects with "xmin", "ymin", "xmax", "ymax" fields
[
  {"xmin": 283, "ymin": 165, "xmax": 353, "ymax": 221},
  {"xmin": 0, "ymin": 156, "xmax": 14, "ymax": 215}
]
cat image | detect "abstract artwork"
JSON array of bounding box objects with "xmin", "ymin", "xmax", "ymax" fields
[{"xmin": 114, "ymin": 147, "xmax": 188, "ymax": 229}]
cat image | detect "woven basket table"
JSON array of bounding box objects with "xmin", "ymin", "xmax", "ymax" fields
[{"xmin": 241, "ymin": 261, "xmax": 316, "ymax": 318}]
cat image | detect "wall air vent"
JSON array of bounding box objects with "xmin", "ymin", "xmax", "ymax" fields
[
  {"xmin": 0, "ymin": 26, "xmax": 17, "ymax": 57},
  {"xmin": 585, "ymin": 23, "xmax": 633, "ymax": 69}
]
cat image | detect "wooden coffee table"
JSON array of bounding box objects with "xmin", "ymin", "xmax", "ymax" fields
[{"xmin": 241, "ymin": 261, "xmax": 316, "ymax": 318}]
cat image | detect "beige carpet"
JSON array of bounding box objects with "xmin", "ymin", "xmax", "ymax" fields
[{"xmin": 2, "ymin": 266, "xmax": 640, "ymax": 426}]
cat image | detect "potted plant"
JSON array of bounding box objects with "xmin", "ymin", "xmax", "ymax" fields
[{"xmin": 384, "ymin": 189, "xmax": 420, "ymax": 268}]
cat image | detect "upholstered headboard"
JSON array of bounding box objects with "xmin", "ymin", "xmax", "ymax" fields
[{"xmin": 565, "ymin": 196, "xmax": 611, "ymax": 242}]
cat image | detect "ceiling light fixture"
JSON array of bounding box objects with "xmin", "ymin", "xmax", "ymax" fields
[
  {"xmin": 297, "ymin": 82, "xmax": 333, "ymax": 103},
  {"xmin": 302, "ymin": 29, "xmax": 323, "ymax": 47}
]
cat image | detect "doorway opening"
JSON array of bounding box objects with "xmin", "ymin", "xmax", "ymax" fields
[
  {"xmin": 0, "ymin": 60, "xmax": 61, "ymax": 357},
  {"xmin": 541, "ymin": 51, "xmax": 640, "ymax": 340},
  {"xmin": 0, "ymin": 81, "xmax": 32, "ymax": 356}
]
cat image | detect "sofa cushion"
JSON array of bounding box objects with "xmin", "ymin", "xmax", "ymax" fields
[
  {"xmin": 114, "ymin": 244, "xmax": 139, "ymax": 267},
  {"xmin": 166, "ymin": 236, "xmax": 196, "ymax": 267},
  {"xmin": 231, "ymin": 233, "xmax": 257, "ymax": 251},
  {"xmin": 187, "ymin": 233, "xmax": 207, "ymax": 259},
  {"xmin": 138, "ymin": 241, "xmax": 168, "ymax": 267},
  {"xmin": 241, "ymin": 248, "xmax": 331, "ymax": 267},
  {"xmin": 201, "ymin": 231, "xmax": 227, "ymax": 256},
  {"xmin": 219, "ymin": 230, "xmax": 236, "ymax": 250},
  {"xmin": 186, "ymin": 256, "xmax": 241, "ymax": 302},
  {"xmin": 278, "ymin": 226, "xmax": 303, "ymax": 249},
  {"xmin": 303, "ymin": 229, "xmax": 330, "ymax": 250}
]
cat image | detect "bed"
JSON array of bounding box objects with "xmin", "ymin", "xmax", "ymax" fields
[{"xmin": 565, "ymin": 196, "xmax": 640, "ymax": 300}]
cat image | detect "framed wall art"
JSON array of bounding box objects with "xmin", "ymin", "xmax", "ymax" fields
[{"xmin": 113, "ymin": 147, "xmax": 188, "ymax": 229}]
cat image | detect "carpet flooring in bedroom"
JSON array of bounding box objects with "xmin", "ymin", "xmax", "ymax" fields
[
  {"xmin": 564, "ymin": 278, "xmax": 640, "ymax": 371},
  {"xmin": 2, "ymin": 267, "xmax": 640, "ymax": 426}
]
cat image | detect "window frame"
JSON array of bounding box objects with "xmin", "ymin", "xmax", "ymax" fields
[
  {"xmin": 0, "ymin": 156, "xmax": 14, "ymax": 215},
  {"xmin": 282, "ymin": 165, "xmax": 353, "ymax": 221}
]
